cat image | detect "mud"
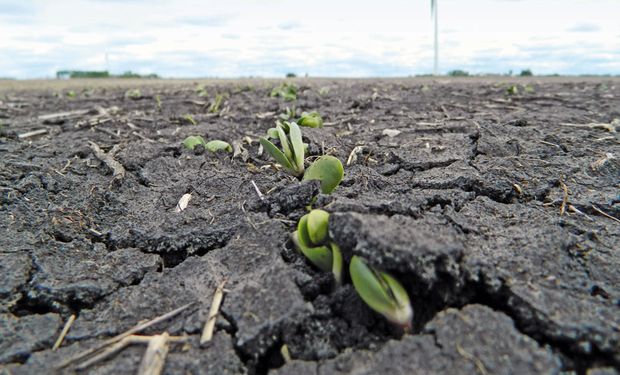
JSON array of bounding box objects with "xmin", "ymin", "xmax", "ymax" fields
[{"xmin": 1, "ymin": 77, "xmax": 619, "ymax": 374}]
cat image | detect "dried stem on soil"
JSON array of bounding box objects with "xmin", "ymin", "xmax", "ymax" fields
[
  {"xmin": 58, "ymin": 302, "xmax": 194, "ymax": 369},
  {"xmin": 137, "ymin": 333, "xmax": 170, "ymax": 375},
  {"xmin": 559, "ymin": 178, "xmax": 569, "ymax": 216},
  {"xmin": 200, "ymin": 280, "xmax": 227, "ymax": 346},
  {"xmin": 17, "ymin": 128, "xmax": 48, "ymax": 139},
  {"xmin": 88, "ymin": 141, "xmax": 126, "ymax": 183},
  {"xmin": 591, "ymin": 205, "xmax": 620, "ymax": 224},
  {"xmin": 52, "ymin": 314, "xmax": 76, "ymax": 351}
]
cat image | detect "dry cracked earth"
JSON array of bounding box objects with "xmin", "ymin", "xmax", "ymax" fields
[{"xmin": 0, "ymin": 77, "xmax": 619, "ymax": 374}]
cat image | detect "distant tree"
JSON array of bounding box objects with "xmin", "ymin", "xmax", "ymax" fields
[
  {"xmin": 286, "ymin": 72, "xmax": 297, "ymax": 78},
  {"xmin": 520, "ymin": 69, "xmax": 533, "ymax": 77},
  {"xmin": 447, "ymin": 69, "xmax": 469, "ymax": 77}
]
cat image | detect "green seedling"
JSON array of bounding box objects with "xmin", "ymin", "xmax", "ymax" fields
[
  {"xmin": 182, "ymin": 136, "xmax": 232, "ymax": 153},
  {"xmin": 297, "ymin": 111, "xmax": 323, "ymax": 128},
  {"xmin": 260, "ymin": 121, "xmax": 305, "ymax": 176},
  {"xmin": 350, "ymin": 256, "xmax": 413, "ymax": 330},
  {"xmin": 196, "ymin": 84, "xmax": 208, "ymax": 97},
  {"xmin": 126, "ymin": 89, "xmax": 142, "ymax": 100},
  {"xmin": 293, "ymin": 209, "xmax": 342, "ymax": 284},
  {"xmin": 182, "ymin": 135, "xmax": 207, "ymax": 150},
  {"xmin": 278, "ymin": 106, "xmax": 297, "ymax": 121},
  {"xmin": 318, "ymin": 87, "xmax": 330, "ymax": 96},
  {"xmin": 184, "ymin": 114, "xmax": 197, "ymax": 125},
  {"xmin": 270, "ymin": 83, "xmax": 297, "ymax": 101},
  {"xmin": 155, "ymin": 95, "xmax": 162, "ymax": 111},
  {"xmin": 66, "ymin": 90, "xmax": 77, "ymax": 98},
  {"xmin": 209, "ymin": 94, "xmax": 224, "ymax": 113},
  {"xmin": 205, "ymin": 140, "xmax": 232, "ymax": 153},
  {"xmin": 303, "ymin": 155, "xmax": 343, "ymax": 194},
  {"xmin": 506, "ymin": 85, "xmax": 519, "ymax": 95}
]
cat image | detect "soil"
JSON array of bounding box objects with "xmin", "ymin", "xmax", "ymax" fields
[{"xmin": 1, "ymin": 77, "xmax": 619, "ymax": 375}]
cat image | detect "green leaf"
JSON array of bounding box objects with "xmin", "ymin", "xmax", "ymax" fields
[
  {"xmin": 296, "ymin": 215, "xmax": 313, "ymax": 248},
  {"xmin": 298, "ymin": 111, "xmax": 323, "ymax": 128},
  {"xmin": 205, "ymin": 140, "xmax": 232, "ymax": 153},
  {"xmin": 303, "ymin": 155, "xmax": 344, "ymax": 194},
  {"xmin": 306, "ymin": 209, "xmax": 329, "ymax": 245},
  {"xmin": 267, "ymin": 128, "xmax": 279, "ymax": 139},
  {"xmin": 182, "ymin": 135, "xmax": 207, "ymax": 150},
  {"xmin": 260, "ymin": 137, "xmax": 294, "ymax": 172},
  {"xmin": 350, "ymin": 256, "xmax": 412, "ymax": 329},
  {"xmin": 292, "ymin": 230, "xmax": 333, "ymax": 273},
  {"xmin": 331, "ymin": 243, "xmax": 343, "ymax": 284},
  {"xmin": 276, "ymin": 124, "xmax": 293, "ymax": 160},
  {"xmin": 288, "ymin": 122, "xmax": 305, "ymax": 174}
]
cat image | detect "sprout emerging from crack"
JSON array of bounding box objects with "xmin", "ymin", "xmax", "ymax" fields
[
  {"xmin": 297, "ymin": 111, "xmax": 323, "ymax": 128},
  {"xmin": 350, "ymin": 256, "xmax": 413, "ymax": 330},
  {"xmin": 303, "ymin": 155, "xmax": 343, "ymax": 194},
  {"xmin": 293, "ymin": 209, "xmax": 342, "ymax": 284},
  {"xmin": 260, "ymin": 121, "xmax": 305, "ymax": 176}
]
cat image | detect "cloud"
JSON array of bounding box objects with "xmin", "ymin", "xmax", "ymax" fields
[
  {"xmin": 177, "ymin": 15, "xmax": 232, "ymax": 27},
  {"xmin": 278, "ymin": 21, "xmax": 300, "ymax": 30},
  {"xmin": 567, "ymin": 23, "xmax": 601, "ymax": 33}
]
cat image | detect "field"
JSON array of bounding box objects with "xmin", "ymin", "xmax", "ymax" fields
[{"xmin": 1, "ymin": 77, "xmax": 619, "ymax": 374}]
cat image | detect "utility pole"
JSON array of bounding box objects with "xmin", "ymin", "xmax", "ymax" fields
[{"xmin": 432, "ymin": 0, "xmax": 439, "ymax": 75}]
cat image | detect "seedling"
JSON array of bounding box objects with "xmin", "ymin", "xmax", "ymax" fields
[
  {"xmin": 184, "ymin": 114, "xmax": 197, "ymax": 125},
  {"xmin": 209, "ymin": 94, "xmax": 224, "ymax": 113},
  {"xmin": 350, "ymin": 256, "xmax": 412, "ymax": 330},
  {"xmin": 293, "ymin": 209, "xmax": 342, "ymax": 284},
  {"xmin": 318, "ymin": 87, "xmax": 330, "ymax": 96},
  {"xmin": 270, "ymin": 83, "xmax": 297, "ymax": 101},
  {"xmin": 297, "ymin": 111, "xmax": 323, "ymax": 128},
  {"xmin": 182, "ymin": 136, "xmax": 231, "ymax": 153},
  {"xmin": 278, "ymin": 106, "xmax": 297, "ymax": 121},
  {"xmin": 205, "ymin": 140, "xmax": 232, "ymax": 153},
  {"xmin": 506, "ymin": 85, "xmax": 519, "ymax": 95},
  {"xmin": 259, "ymin": 121, "xmax": 305, "ymax": 176},
  {"xmin": 66, "ymin": 90, "xmax": 77, "ymax": 98},
  {"xmin": 303, "ymin": 155, "xmax": 343, "ymax": 194},
  {"xmin": 126, "ymin": 89, "xmax": 142, "ymax": 100},
  {"xmin": 155, "ymin": 95, "xmax": 162, "ymax": 111},
  {"xmin": 195, "ymin": 84, "xmax": 208, "ymax": 97}
]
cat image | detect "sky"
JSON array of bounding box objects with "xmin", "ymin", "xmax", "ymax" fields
[{"xmin": 0, "ymin": 0, "xmax": 619, "ymax": 78}]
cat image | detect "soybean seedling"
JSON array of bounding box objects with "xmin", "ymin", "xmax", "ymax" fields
[
  {"xmin": 293, "ymin": 209, "xmax": 342, "ymax": 284},
  {"xmin": 270, "ymin": 83, "xmax": 297, "ymax": 101},
  {"xmin": 182, "ymin": 136, "xmax": 232, "ymax": 153},
  {"xmin": 303, "ymin": 155, "xmax": 343, "ymax": 194},
  {"xmin": 209, "ymin": 94, "xmax": 224, "ymax": 113},
  {"xmin": 260, "ymin": 121, "xmax": 305, "ymax": 176},
  {"xmin": 297, "ymin": 111, "xmax": 323, "ymax": 128},
  {"xmin": 350, "ymin": 256, "xmax": 412, "ymax": 330}
]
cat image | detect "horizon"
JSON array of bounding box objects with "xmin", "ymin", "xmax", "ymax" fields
[{"xmin": 1, "ymin": 0, "xmax": 619, "ymax": 79}]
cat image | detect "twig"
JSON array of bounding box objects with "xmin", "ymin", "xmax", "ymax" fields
[
  {"xmin": 88, "ymin": 141, "xmax": 126, "ymax": 182},
  {"xmin": 558, "ymin": 122, "xmax": 616, "ymax": 132},
  {"xmin": 137, "ymin": 333, "xmax": 170, "ymax": 375},
  {"xmin": 200, "ymin": 281, "xmax": 227, "ymax": 346},
  {"xmin": 53, "ymin": 314, "xmax": 76, "ymax": 351},
  {"xmin": 559, "ymin": 178, "xmax": 569, "ymax": 216},
  {"xmin": 57, "ymin": 302, "xmax": 194, "ymax": 369},
  {"xmin": 251, "ymin": 180, "xmax": 265, "ymax": 201},
  {"xmin": 456, "ymin": 343, "xmax": 488, "ymax": 375},
  {"xmin": 76, "ymin": 334, "xmax": 186, "ymax": 371},
  {"xmin": 591, "ymin": 205, "xmax": 620, "ymax": 224},
  {"xmin": 567, "ymin": 205, "xmax": 594, "ymax": 221},
  {"xmin": 18, "ymin": 129, "xmax": 48, "ymax": 139}
]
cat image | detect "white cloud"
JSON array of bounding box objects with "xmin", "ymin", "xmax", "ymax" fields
[{"xmin": 0, "ymin": 0, "xmax": 618, "ymax": 78}]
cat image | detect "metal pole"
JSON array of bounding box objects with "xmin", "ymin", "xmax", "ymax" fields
[{"xmin": 433, "ymin": 0, "xmax": 438, "ymax": 75}]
